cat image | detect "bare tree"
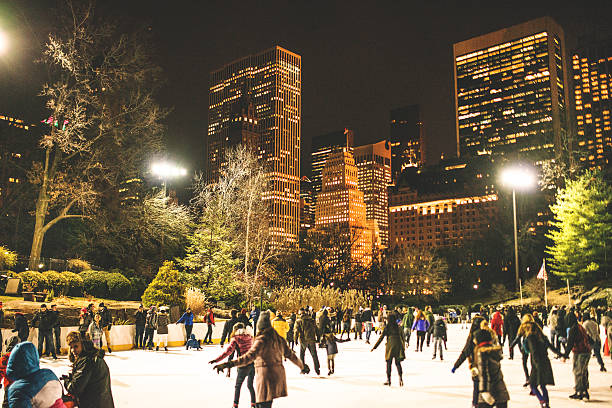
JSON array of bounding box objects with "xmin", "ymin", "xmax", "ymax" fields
[{"xmin": 388, "ymin": 247, "xmax": 450, "ymax": 301}]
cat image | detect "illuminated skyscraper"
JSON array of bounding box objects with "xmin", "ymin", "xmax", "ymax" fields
[
  {"xmin": 315, "ymin": 148, "xmax": 372, "ymax": 267},
  {"xmin": 453, "ymin": 17, "xmax": 571, "ymax": 164},
  {"xmin": 310, "ymin": 128, "xmax": 353, "ymax": 213},
  {"xmin": 354, "ymin": 140, "xmax": 392, "ymax": 247},
  {"xmin": 299, "ymin": 176, "xmax": 314, "ymax": 232},
  {"xmin": 208, "ymin": 46, "xmax": 301, "ymax": 247},
  {"xmin": 389, "ymin": 105, "xmax": 424, "ymax": 183},
  {"xmin": 572, "ymin": 39, "xmax": 612, "ymax": 169}
]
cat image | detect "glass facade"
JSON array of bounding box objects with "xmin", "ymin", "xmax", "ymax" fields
[{"xmin": 389, "ymin": 105, "xmax": 423, "ymax": 183}]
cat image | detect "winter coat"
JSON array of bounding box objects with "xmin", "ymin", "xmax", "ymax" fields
[
  {"xmin": 221, "ymin": 317, "xmax": 238, "ymax": 344},
  {"xmin": 98, "ymin": 307, "xmax": 112, "ymax": 329},
  {"xmin": 582, "ymin": 319, "xmax": 599, "ymax": 343},
  {"xmin": 361, "ymin": 309, "xmax": 374, "ymax": 323},
  {"xmin": 156, "ymin": 313, "xmax": 170, "ymax": 335},
  {"xmin": 6, "ymin": 342, "xmax": 65, "ymax": 408},
  {"xmin": 323, "ymin": 333, "xmax": 342, "ymax": 356},
  {"xmin": 13, "ymin": 314, "xmax": 29, "ymax": 341},
  {"xmin": 65, "ymin": 340, "xmax": 114, "ymax": 408},
  {"xmin": 474, "ymin": 343, "xmax": 510, "ymax": 405},
  {"xmin": 425, "ymin": 311, "xmax": 435, "ymax": 332},
  {"xmin": 401, "ymin": 310, "xmax": 414, "ymax": 329},
  {"xmin": 212, "ymin": 331, "xmax": 253, "ymax": 362},
  {"xmin": 432, "ymin": 318, "xmax": 447, "ymax": 339},
  {"xmin": 205, "ymin": 310, "xmax": 215, "ymax": 325},
  {"xmin": 134, "ymin": 310, "xmax": 146, "ymax": 327},
  {"xmin": 79, "ymin": 312, "xmax": 93, "ymax": 333},
  {"xmin": 490, "ymin": 312, "xmax": 503, "ymax": 337},
  {"xmin": 411, "ymin": 318, "xmax": 430, "ymax": 332},
  {"xmin": 556, "ymin": 310, "xmax": 567, "ymax": 332},
  {"xmin": 238, "ymin": 313, "xmax": 252, "ymax": 328},
  {"xmin": 272, "ymin": 317, "xmax": 290, "ymax": 339},
  {"xmin": 503, "ymin": 311, "xmax": 520, "ymax": 338},
  {"xmin": 50, "ymin": 310, "xmax": 60, "ymax": 329},
  {"xmin": 177, "ymin": 312, "xmax": 194, "ymax": 326},
  {"xmin": 563, "ymin": 321, "xmax": 591, "ymax": 357},
  {"xmin": 186, "ymin": 334, "xmax": 201, "ymax": 350},
  {"xmin": 317, "ymin": 314, "xmax": 332, "ymax": 335},
  {"xmin": 453, "ymin": 316, "xmax": 486, "ymax": 370},
  {"xmin": 89, "ymin": 321, "xmax": 104, "ymax": 345},
  {"xmin": 295, "ymin": 314, "xmax": 318, "ymax": 344},
  {"xmin": 145, "ymin": 311, "xmax": 157, "ymax": 330},
  {"xmin": 31, "ymin": 310, "xmax": 55, "ymax": 332},
  {"xmin": 287, "ymin": 315, "xmax": 296, "ymax": 342},
  {"xmin": 372, "ymin": 324, "xmax": 405, "ymax": 361},
  {"xmin": 232, "ymin": 327, "xmax": 303, "ymax": 403},
  {"xmin": 524, "ymin": 330, "xmax": 557, "ymax": 386}
]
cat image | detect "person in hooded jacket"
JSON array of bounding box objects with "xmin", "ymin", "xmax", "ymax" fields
[
  {"xmin": 371, "ymin": 313, "xmax": 405, "ymax": 386},
  {"xmin": 294, "ymin": 308, "xmax": 320, "ymax": 376},
  {"xmin": 155, "ymin": 308, "xmax": 170, "ymax": 352},
  {"xmin": 64, "ymin": 331, "xmax": 114, "ymax": 408},
  {"xmin": 133, "ymin": 305, "xmax": 146, "ymax": 349},
  {"xmin": 432, "ymin": 315, "xmax": 447, "ymax": 360},
  {"xmin": 473, "ymin": 329, "xmax": 509, "ymax": 408},
  {"xmin": 12, "ymin": 312, "xmax": 29, "ymax": 343},
  {"xmin": 6, "ymin": 342, "xmax": 65, "ymax": 408},
  {"xmin": 502, "ymin": 307, "xmax": 520, "ymax": 359},
  {"xmin": 144, "ymin": 306, "xmax": 157, "ymax": 350},
  {"xmin": 523, "ymin": 319, "xmax": 561, "ymax": 408},
  {"xmin": 186, "ymin": 334, "xmax": 201, "ymax": 350},
  {"xmin": 452, "ymin": 314, "xmax": 486, "ymax": 408},
  {"xmin": 0, "ymin": 336, "xmax": 20, "ymax": 408},
  {"xmin": 176, "ymin": 308, "xmax": 194, "ymax": 344},
  {"xmin": 213, "ymin": 312, "xmax": 307, "ymax": 408},
  {"xmin": 210, "ymin": 322, "xmax": 255, "ymax": 408}
]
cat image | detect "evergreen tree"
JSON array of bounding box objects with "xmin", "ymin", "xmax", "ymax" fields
[
  {"xmin": 142, "ymin": 261, "xmax": 185, "ymax": 307},
  {"xmin": 546, "ymin": 171, "xmax": 612, "ymax": 281}
]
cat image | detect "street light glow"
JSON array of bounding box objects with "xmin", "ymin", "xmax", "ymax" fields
[
  {"xmin": 151, "ymin": 162, "xmax": 187, "ymax": 179},
  {"xmin": 0, "ymin": 31, "xmax": 7, "ymax": 54},
  {"xmin": 500, "ymin": 166, "xmax": 535, "ymax": 190}
]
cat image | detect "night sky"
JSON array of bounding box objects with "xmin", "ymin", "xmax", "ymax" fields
[{"xmin": 2, "ymin": 1, "xmax": 611, "ymax": 188}]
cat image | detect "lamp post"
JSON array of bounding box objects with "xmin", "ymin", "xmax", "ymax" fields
[
  {"xmin": 501, "ymin": 165, "xmax": 535, "ymax": 291},
  {"xmin": 151, "ymin": 161, "xmax": 187, "ymax": 196},
  {"xmin": 0, "ymin": 30, "xmax": 8, "ymax": 55}
]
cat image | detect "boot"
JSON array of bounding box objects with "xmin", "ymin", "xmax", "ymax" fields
[
  {"xmin": 568, "ymin": 393, "xmax": 581, "ymax": 399},
  {"xmin": 582, "ymin": 391, "xmax": 589, "ymax": 401},
  {"xmin": 107, "ymin": 347, "xmax": 112, "ymax": 353},
  {"xmin": 399, "ymin": 377, "xmax": 403, "ymax": 387},
  {"xmin": 155, "ymin": 346, "xmax": 159, "ymax": 351}
]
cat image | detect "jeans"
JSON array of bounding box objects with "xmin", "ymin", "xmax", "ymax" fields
[
  {"xmin": 365, "ymin": 322, "xmax": 373, "ymax": 342},
  {"xmin": 38, "ymin": 329, "xmax": 56, "ymax": 357},
  {"xmin": 592, "ymin": 339, "xmax": 605, "ymax": 369},
  {"xmin": 144, "ymin": 328, "xmax": 155, "ymax": 348},
  {"xmin": 185, "ymin": 324, "xmax": 193, "ymax": 342},
  {"xmin": 386, "ymin": 357, "xmax": 402, "ymax": 380},
  {"xmin": 299, "ymin": 342, "xmax": 320, "ymax": 374},
  {"xmin": 572, "ymin": 352, "xmax": 590, "ymax": 392},
  {"xmin": 506, "ymin": 332, "xmax": 516, "ymax": 359},
  {"xmin": 432, "ymin": 337, "xmax": 444, "ymax": 359},
  {"xmin": 234, "ymin": 364, "xmax": 255, "ymax": 405},
  {"xmin": 530, "ymin": 384, "xmax": 549, "ymax": 403},
  {"xmin": 53, "ymin": 326, "xmax": 61, "ymax": 352},
  {"xmin": 102, "ymin": 327, "xmax": 112, "ymax": 350},
  {"xmin": 135, "ymin": 325, "xmax": 145, "ymax": 348},
  {"xmin": 354, "ymin": 322, "xmax": 363, "ymax": 339},
  {"xmin": 416, "ymin": 330, "xmax": 426, "ymax": 351},
  {"xmin": 257, "ymin": 402, "xmax": 272, "ymax": 408},
  {"xmin": 204, "ymin": 324, "xmax": 213, "ymax": 343},
  {"xmin": 403, "ymin": 328, "xmax": 411, "ymax": 346}
]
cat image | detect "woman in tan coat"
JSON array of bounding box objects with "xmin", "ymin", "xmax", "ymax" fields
[{"xmin": 214, "ymin": 311, "xmax": 309, "ymax": 408}]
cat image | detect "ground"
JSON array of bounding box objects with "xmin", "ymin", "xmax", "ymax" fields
[{"xmin": 28, "ymin": 324, "xmax": 612, "ymax": 407}]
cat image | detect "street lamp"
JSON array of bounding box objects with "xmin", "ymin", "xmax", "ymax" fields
[
  {"xmin": 151, "ymin": 161, "xmax": 187, "ymax": 196},
  {"xmin": 0, "ymin": 31, "xmax": 7, "ymax": 54},
  {"xmin": 500, "ymin": 165, "xmax": 535, "ymax": 291}
]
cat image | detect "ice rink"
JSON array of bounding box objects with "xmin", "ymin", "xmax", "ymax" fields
[{"xmin": 34, "ymin": 324, "xmax": 611, "ymax": 407}]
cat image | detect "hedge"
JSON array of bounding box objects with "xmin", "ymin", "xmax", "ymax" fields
[
  {"xmin": 43, "ymin": 271, "xmax": 70, "ymax": 295},
  {"xmin": 106, "ymin": 273, "xmax": 131, "ymax": 300},
  {"xmin": 61, "ymin": 271, "xmax": 84, "ymax": 297},
  {"xmin": 19, "ymin": 271, "xmax": 48, "ymax": 292},
  {"xmin": 79, "ymin": 270, "xmax": 109, "ymax": 298}
]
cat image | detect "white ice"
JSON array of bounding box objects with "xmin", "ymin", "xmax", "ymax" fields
[{"xmin": 33, "ymin": 324, "xmax": 611, "ymax": 407}]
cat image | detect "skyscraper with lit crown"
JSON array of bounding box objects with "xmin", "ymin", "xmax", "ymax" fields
[{"xmin": 208, "ymin": 46, "xmax": 301, "ymax": 247}]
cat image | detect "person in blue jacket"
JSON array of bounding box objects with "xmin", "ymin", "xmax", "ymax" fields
[
  {"xmin": 186, "ymin": 333, "xmax": 201, "ymax": 350},
  {"xmin": 6, "ymin": 341, "xmax": 64, "ymax": 408},
  {"xmin": 176, "ymin": 308, "xmax": 195, "ymax": 342},
  {"xmin": 411, "ymin": 310, "xmax": 430, "ymax": 352}
]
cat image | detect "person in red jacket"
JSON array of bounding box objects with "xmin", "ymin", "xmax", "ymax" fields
[
  {"xmin": 562, "ymin": 311, "xmax": 592, "ymax": 401},
  {"xmin": 204, "ymin": 308, "xmax": 215, "ymax": 344},
  {"xmin": 491, "ymin": 307, "xmax": 504, "ymax": 345},
  {"xmin": 0, "ymin": 336, "xmax": 19, "ymax": 408},
  {"xmin": 209, "ymin": 323, "xmax": 255, "ymax": 408}
]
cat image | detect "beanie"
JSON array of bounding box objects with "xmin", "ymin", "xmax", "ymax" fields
[{"xmin": 257, "ymin": 311, "xmax": 272, "ymax": 332}]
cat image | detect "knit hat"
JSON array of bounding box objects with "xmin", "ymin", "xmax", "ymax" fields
[
  {"xmin": 475, "ymin": 329, "xmax": 492, "ymax": 344},
  {"xmin": 257, "ymin": 311, "xmax": 272, "ymax": 332}
]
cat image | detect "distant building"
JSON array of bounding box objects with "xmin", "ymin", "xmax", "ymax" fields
[
  {"xmin": 310, "ymin": 128, "xmax": 354, "ymax": 214},
  {"xmin": 314, "ymin": 148, "xmax": 372, "ymax": 267},
  {"xmin": 354, "ymin": 140, "xmax": 392, "ymax": 247},
  {"xmin": 572, "ymin": 39, "xmax": 612, "ymax": 169},
  {"xmin": 118, "ymin": 177, "xmax": 144, "ymax": 206},
  {"xmin": 453, "ymin": 17, "xmax": 571, "ymax": 164},
  {"xmin": 389, "ymin": 105, "xmax": 424, "ymax": 183},
  {"xmin": 299, "ymin": 176, "xmax": 314, "ymax": 231},
  {"xmin": 208, "ymin": 46, "xmax": 301, "ymax": 247}
]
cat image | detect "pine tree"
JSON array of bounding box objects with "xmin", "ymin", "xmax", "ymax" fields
[
  {"xmin": 546, "ymin": 171, "xmax": 612, "ymax": 281},
  {"xmin": 142, "ymin": 261, "xmax": 185, "ymax": 307}
]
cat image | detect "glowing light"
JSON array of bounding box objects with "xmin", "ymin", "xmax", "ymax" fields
[
  {"xmin": 0, "ymin": 31, "xmax": 7, "ymax": 54},
  {"xmin": 500, "ymin": 166, "xmax": 536, "ymax": 190},
  {"xmin": 151, "ymin": 162, "xmax": 187, "ymax": 179}
]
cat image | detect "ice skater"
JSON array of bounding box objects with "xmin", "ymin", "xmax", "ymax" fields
[
  {"xmin": 321, "ymin": 332, "xmax": 349, "ymax": 375},
  {"xmin": 371, "ymin": 313, "xmax": 405, "ymax": 386},
  {"xmin": 431, "ymin": 315, "xmax": 447, "ymax": 361},
  {"xmin": 412, "ymin": 310, "xmax": 430, "ymax": 352}
]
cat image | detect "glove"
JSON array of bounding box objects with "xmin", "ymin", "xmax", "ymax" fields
[
  {"xmin": 208, "ymin": 360, "xmax": 216, "ymax": 364},
  {"xmin": 470, "ymin": 367, "xmax": 479, "ymax": 377},
  {"xmin": 300, "ymin": 364, "xmax": 310, "ymax": 375},
  {"xmin": 451, "ymin": 367, "xmax": 456, "ymax": 374},
  {"xmin": 213, "ymin": 362, "xmax": 231, "ymax": 373},
  {"xmin": 481, "ymin": 392, "xmax": 495, "ymax": 405}
]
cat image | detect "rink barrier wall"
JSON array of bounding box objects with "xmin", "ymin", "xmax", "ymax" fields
[{"xmin": 1, "ymin": 321, "xmax": 228, "ymax": 352}]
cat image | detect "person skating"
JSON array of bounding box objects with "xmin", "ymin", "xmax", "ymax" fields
[
  {"xmin": 220, "ymin": 310, "xmax": 239, "ymax": 347},
  {"xmin": 213, "ymin": 311, "xmax": 307, "ymax": 408},
  {"xmin": 340, "ymin": 308, "xmax": 352, "ymax": 340},
  {"xmin": 88, "ymin": 313, "xmax": 104, "ymax": 349},
  {"xmin": 64, "ymin": 331, "xmax": 115, "ymax": 408},
  {"xmin": 561, "ymin": 310, "xmax": 592, "ymax": 400},
  {"xmin": 424, "ymin": 306, "xmax": 435, "ymax": 347},
  {"xmin": 238, "ymin": 308, "xmax": 253, "ymax": 330},
  {"xmin": 186, "ymin": 334, "xmax": 201, "ymax": 350},
  {"xmin": 321, "ymin": 332, "xmax": 349, "ymax": 375},
  {"xmin": 144, "ymin": 306, "xmax": 157, "ymax": 350},
  {"xmin": 362, "ymin": 306, "xmax": 375, "ymax": 344},
  {"xmin": 272, "ymin": 312, "xmax": 290, "ymax": 340},
  {"xmin": 287, "ymin": 312, "xmax": 296, "ymax": 351},
  {"xmin": 401, "ymin": 307, "xmax": 414, "ymax": 348},
  {"xmin": 97, "ymin": 302, "xmax": 113, "ymax": 353},
  {"xmin": 204, "ymin": 307, "xmax": 215, "ymax": 344},
  {"xmin": 0, "ymin": 336, "xmax": 19, "ymax": 408},
  {"xmin": 78, "ymin": 306, "xmax": 93, "ymax": 340},
  {"xmin": 412, "ymin": 310, "xmax": 430, "ymax": 352},
  {"xmin": 12, "ymin": 312, "xmax": 29, "ymax": 343},
  {"xmin": 155, "ymin": 307, "xmax": 170, "ymax": 351},
  {"xmin": 31, "ymin": 304, "xmax": 57, "ymax": 359},
  {"xmin": 452, "ymin": 313, "xmax": 486, "ymax": 408},
  {"xmin": 509, "ymin": 313, "xmax": 537, "ymax": 386},
  {"xmin": 490, "ymin": 307, "xmax": 504, "ymax": 345},
  {"xmin": 473, "ymin": 329, "xmax": 510, "ymax": 408},
  {"xmin": 134, "ymin": 304, "xmax": 146, "ymax": 349},
  {"xmin": 294, "ymin": 308, "xmax": 320, "ymax": 375},
  {"xmin": 354, "ymin": 308, "xmax": 363, "ymax": 340},
  {"xmin": 50, "ymin": 305, "xmax": 62, "ymax": 355},
  {"xmin": 250, "ymin": 306, "xmax": 260, "ymax": 336},
  {"xmin": 209, "ymin": 322, "xmax": 256, "ymax": 408},
  {"xmin": 317, "ymin": 309, "xmax": 332, "ymax": 336},
  {"xmin": 5, "ymin": 342, "xmax": 65, "ymax": 408},
  {"xmin": 371, "ymin": 313, "xmax": 405, "ymax": 386},
  {"xmin": 503, "ymin": 307, "xmax": 520, "ymax": 359},
  {"xmin": 176, "ymin": 307, "xmax": 195, "ymax": 344},
  {"xmin": 582, "ymin": 312, "xmax": 606, "ymax": 371},
  {"xmin": 432, "ymin": 315, "xmax": 447, "ymax": 361}
]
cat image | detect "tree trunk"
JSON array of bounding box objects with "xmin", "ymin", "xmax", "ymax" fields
[{"xmin": 29, "ymin": 190, "xmax": 49, "ymax": 270}]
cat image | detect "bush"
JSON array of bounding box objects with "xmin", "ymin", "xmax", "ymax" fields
[
  {"xmin": 67, "ymin": 259, "xmax": 91, "ymax": 272},
  {"xmin": 272, "ymin": 285, "xmax": 369, "ymax": 313},
  {"xmin": 185, "ymin": 287, "xmax": 207, "ymax": 315},
  {"xmin": 61, "ymin": 271, "xmax": 84, "ymax": 296},
  {"xmin": 0, "ymin": 247, "xmax": 18, "ymax": 270},
  {"xmin": 523, "ymin": 276, "xmax": 544, "ymax": 301},
  {"xmin": 106, "ymin": 273, "xmax": 131, "ymax": 300},
  {"xmin": 80, "ymin": 270, "xmax": 109, "ymax": 298},
  {"xmin": 142, "ymin": 261, "xmax": 185, "ymax": 308},
  {"xmin": 0, "ymin": 271, "xmax": 17, "ymax": 278},
  {"xmin": 19, "ymin": 271, "xmax": 49, "ymax": 292},
  {"xmin": 42, "ymin": 271, "xmax": 70, "ymax": 295},
  {"xmin": 128, "ymin": 276, "xmax": 148, "ymax": 300}
]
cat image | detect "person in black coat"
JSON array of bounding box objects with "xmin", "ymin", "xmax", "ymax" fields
[
  {"xmin": 474, "ymin": 330, "xmax": 510, "ymax": 408},
  {"xmin": 221, "ymin": 310, "xmax": 239, "ymax": 346},
  {"xmin": 502, "ymin": 307, "xmax": 520, "ymax": 360},
  {"xmin": 50, "ymin": 305, "xmax": 61, "ymax": 354},
  {"xmin": 12, "ymin": 312, "xmax": 29, "ymax": 342},
  {"xmin": 523, "ymin": 320, "xmax": 561, "ymax": 408},
  {"xmin": 452, "ymin": 314, "xmax": 485, "ymax": 407},
  {"xmin": 31, "ymin": 304, "xmax": 56, "ymax": 359},
  {"xmin": 97, "ymin": 303, "xmax": 112, "ymax": 353},
  {"xmin": 133, "ymin": 305, "xmax": 146, "ymax": 349}
]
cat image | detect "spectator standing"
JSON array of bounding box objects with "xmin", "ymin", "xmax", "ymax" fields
[
  {"xmin": 97, "ymin": 303, "xmax": 113, "ymax": 353},
  {"xmin": 89, "ymin": 314, "xmax": 104, "ymax": 349},
  {"xmin": 50, "ymin": 305, "xmax": 61, "ymax": 355},
  {"xmin": 144, "ymin": 306, "xmax": 157, "ymax": 350},
  {"xmin": 31, "ymin": 304, "xmax": 56, "ymax": 359},
  {"xmin": 12, "ymin": 312, "xmax": 29, "ymax": 342},
  {"xmin": 155, "ymin": 308, "xmax": 170, "ymax": 352},
  {"xmin": 204, "ymin": 307, "xmax": 215, "ymax": 344},
  {"xmin": 176, "ymin": 307, "xmax": 195, "ymax": 343},
  {"xmin": 134, "ymin": 305, "xmax": 146, "ymax": 349}
]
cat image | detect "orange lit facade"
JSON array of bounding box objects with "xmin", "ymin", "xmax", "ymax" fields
[
  {"xmin": 315, "ymin": 148, "xmax": 373, "ymax": 267},
  {"xmin": 208, "ymin": 46, "xmax": 301, "ymax": 247},
  {"xmin": 572, "ymin": 41, "xmax": 612, "ymax": 169},
  {"xmin": 389, "ymin": 190, "xmax": 498, "ymax": 250}
]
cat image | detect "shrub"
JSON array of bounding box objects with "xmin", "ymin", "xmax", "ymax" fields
[
  {"xmin": 185, "ymin": 287, "xmax": 207, "ymax": 315},
  {"xmin": 0, "ymin": 271, "xmax": 18, "ymax": 278},
  {"xmin": 19, "ymin": 271, "xmax": 49, "ymax": 292},
  {"xmin": 490, "ymin": 283, "xmax": 513, "ymax": 303},
  {"xmin": 61, "ymin": 271, "xmax": 84, "ymax": 296},
  {"xmin": 142, "ymin": 261, "xmax": 185, "ymax": 308},
  {"xmin": 67, "ymin": 259, "xmax": 91, "ymax": 272},
  {"xmin": 42, "ymin": 271, "xmax": 70, "ymax": 295},
  {"xmin": 0, "ymin": 247, "xmax": 18, "ymax": 270},
  {"xmin": 272, "ymin": 285, "xmax": 369, "ymax": 313},
  {"xmin": 523, "ymin": 276, "xmax": 544, "ymax": 301},
  {"xmin": 128, "ymin": 276, "xmax": 148, "ymax": 300},
  {"xmin": 106, "ymin": 273, "xmax": 131, "ymax": 300},
  {"xmin": 79, "ymin": 270, "xmax": 109, "ymax": 298}
]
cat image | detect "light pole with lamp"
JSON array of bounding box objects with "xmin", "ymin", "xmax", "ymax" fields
[
  {"xmin": 0, "ymin": 30, "xmax": 8, "ymax": 55},
  {"xmin": 500, "ymin": 165, "xmax": 535, "ymax": 292},
  {"xmin": 151, "ymin": 161, "xmax": 187, "ymax": 196}
]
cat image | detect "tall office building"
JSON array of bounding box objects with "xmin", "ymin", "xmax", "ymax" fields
[
  {"xmin": 299, "ymin": 176, "xmax": 314, "ymax": 232},
  {"xmin": 389, "ymin": 105, "xmax": 424, "ymax": 183},
  {"xmin": 208, "ymin": 46, "xmax": 301, "ymax": 247},
  {"xmin": 572, "ymin": 39, "xmax": 612, "ymax": 169},
  {"xmin": 453, "ymin": 17, "xmax": 571, "ymax": 164},
  {"xmin": 310, "ymin": 128, "xmax": 354, "ymax": 213},
  {"xmin": 354, "ymin": 140, "xmax": 392, "ymax": 247},
  {"xmin": 315, "ymin": 148, "xmax": 372, "ymax": 267}
]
